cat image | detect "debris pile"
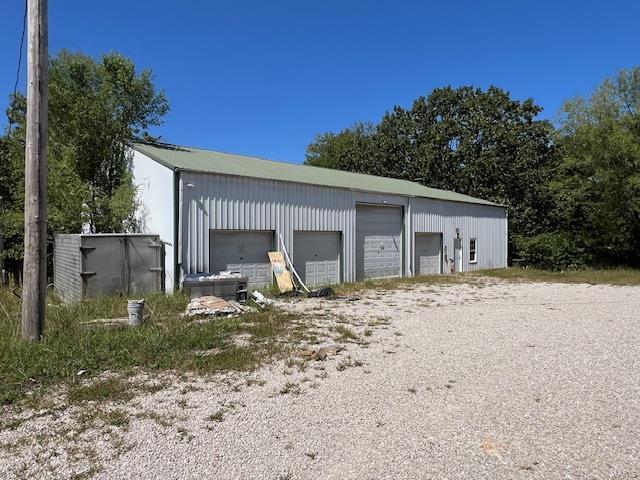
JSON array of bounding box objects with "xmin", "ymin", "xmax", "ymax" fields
[
  {"xmin": 308, "ymin": 287, "xmax": 334, "ymax": 298},
  {"xmin": 183, "ymin": 271, "xmax": 242, "ymax": 282},
  {"xmin": 251, "ymin": 291, "xmax": 275, "ymax": 307},
  {"xmin": 296, "ymin": 345, "xmax": 344, "ymax": 361},
  {"xmin": 184, "ymin": 296, "xmax": 251, "ymax": 317}
]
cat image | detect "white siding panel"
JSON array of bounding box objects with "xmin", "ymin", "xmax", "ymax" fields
[{"xmin": 131, "ymin": 151, "xmax": 176, "ymax": 292}]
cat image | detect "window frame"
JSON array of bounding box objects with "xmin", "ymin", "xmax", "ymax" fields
[{"xmin": 469, "ymin": 238, "xmax": 478, "ymax": 264}]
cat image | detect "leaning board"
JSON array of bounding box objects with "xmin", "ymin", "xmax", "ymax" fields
[{"xmin": 268, "ymin": 251, "xmax": 294, "ymax": 293}]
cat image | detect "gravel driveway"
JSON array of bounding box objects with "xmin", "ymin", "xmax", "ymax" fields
[{"xmin": 2, "ymin": 279, "xmax": 639, "ymax": 479}]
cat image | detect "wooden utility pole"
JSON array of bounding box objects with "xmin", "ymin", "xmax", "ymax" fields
[{"xmin": 22, "ymin": 0, "xmax": 48, "ymax": 341}]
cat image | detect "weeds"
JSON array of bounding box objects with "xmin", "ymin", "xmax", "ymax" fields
[
  {"xmin": 336, "ymin": 356, "xmax": 363, "ymax": 371},
  {"xmin": 0, "ymin": 288, "xmax": 306, "ymax": 406},
  {"xmin": 333, "ymin": 274, "xmax": 467, "ymax": 295},
  {"xmin": 279, "ymin": 381, "xmax": 301, "ymax": 395},
  {"xmin": 334, "ymin": 325, "xmax": 359, "ymax": 342},
  {"xmin": 68, "ymin": 378, "xmax": 136, "ymax": 404},
  {"xmin": 102, "ymin": 409, "xmax": 130, "ymax": 428},
  {"xmin": 135, "ymin": 411, "xmax": 174, "ymax": 427},
  {"xmin": 472, "ymin": 267, "xmax": 640, "ymax": 285},
  {"xmin": 207, "ymin": 409, "xmax": 225, "ymax": 422}
]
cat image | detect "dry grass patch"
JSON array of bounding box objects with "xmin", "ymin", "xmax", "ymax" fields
[
  {"xmin": 473, "ymin": 267, "xmax": 640, "ymax": 285},
  {"xmin": 332, "ymin": 274, "xmax": 475, "ymax": 295},
  {"xmin": 333, "ymin": 325, "xmax": 360, "ymax": 342}
]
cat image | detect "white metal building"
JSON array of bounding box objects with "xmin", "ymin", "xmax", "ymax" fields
[{"xmin": 131, "ymin": 142, "xmax": 508, "ymax": 292}]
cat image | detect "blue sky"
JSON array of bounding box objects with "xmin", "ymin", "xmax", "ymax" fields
[{"xmin": 1, "ymin": 0, "xmax": 638, "ymax": 163}]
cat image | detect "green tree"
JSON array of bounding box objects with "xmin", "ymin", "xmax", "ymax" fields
[
  {"xmin": 306, "ymin": 86, "xmax": 558, "ymax": 255},
  {"xmin": 552, "ymin": 68, "xmax": 640, "ymax": 266},
  {"xmin": 306, "ymin": 122, "xmax": 379, "ymax": 174},
  {"xmin": 0, "ymin": 50, "xmax": 169, "ymax": 265}
]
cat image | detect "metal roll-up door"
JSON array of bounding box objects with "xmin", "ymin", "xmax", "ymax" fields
[
  {"xmin": 293, "ymin": 231, "xmax": 340, "ymax": 287},
  {"xmin": 209, "ymin": 230, "xmax": 273, "ymax": 288},
  {"xmin": 356, "ymin": 204, "xmax": 402, "ymax": 281},
  {"xmin": 414, "ymin": 233, "xmax": 442, "ymax": 275}
]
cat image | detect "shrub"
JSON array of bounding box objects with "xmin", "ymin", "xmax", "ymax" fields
[{"xmin": 515, "ymin": 232, "xmax": 590, "ymax": 270}]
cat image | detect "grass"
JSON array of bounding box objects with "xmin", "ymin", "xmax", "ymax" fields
[
  {"xmin": 3, "ymin": 266, "xmax": 637, "ymax": 407},
  {"xmin": 336, "ymin": 356, "xmax": 363, "ymax": 371},
  {"xmin": 332, "ymin": 273, "xmax": 465, "ymax": 295},
  {"xmin": 472, "ymin": 267, "xmax": 640, "ymax": 285},
  {"xmin": 68, "ymin": 378, "xmax": 136, "ymax": 404},
  {"xmin": 333, "ymin": 324, "xmax": 360, "ymax": 342},
  {"xmin": 279, "ymin": 381, "xmax": 301, "ymax": 395},
  {"xmin": 0, "ymin": 289, "xmax": 308, "ymax": 406},
  {"xmin": 101, "ymin": 409, "xmax": 130, "ymax": 428},
  {"xmin": 207, "ymin": 409, "xmax": 225, "ymax": 422},
  {"xmin": 331, "ymin": 267, "xmax": 640, "ymax": 295}
]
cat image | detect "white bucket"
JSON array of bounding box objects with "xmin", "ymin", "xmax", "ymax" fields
[{"xmin": 127, "ymin": 299, "xmax": 144, "ymax": 326}]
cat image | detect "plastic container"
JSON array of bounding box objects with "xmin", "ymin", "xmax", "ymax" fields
[{"xmin": 127, "ymin": 299, "xmax": 144, "ymax": 326}]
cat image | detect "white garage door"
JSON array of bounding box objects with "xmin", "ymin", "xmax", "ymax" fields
[
  {"xmin": 293, "ymin": 231, "xmax": 340, "ymax": 287},
  {"xmin": 209, "ymin": 230, "xmax": 273, "ymax": 288},
  {"xmin": 356, "ymin": 204, "xmax": 402, "ymax": 281},
  {"xmin": 415, "ymin": 233, "xmax": 442, "ymax": 275}
]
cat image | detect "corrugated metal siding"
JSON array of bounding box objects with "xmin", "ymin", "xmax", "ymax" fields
[
  {"xmin": 410, "ymin": 198, "xmax": 507, "ymax": 272},
  {"xmin": 53, "ymin": 234, "xmax": 82, "ymax": 303},
  {"xmin": 179, "ymin": 172, "xmax": 358, "ymax": 281},
  {"xmin": 179, "ymin": 172, "xmax": 507, "ymax": 283},
  {"xmin": 54, "ymin": 234, "xmax": 164, "ymax": 302}
]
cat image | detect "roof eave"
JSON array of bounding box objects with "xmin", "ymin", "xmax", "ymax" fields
[{"xmin": 131, "ymin": 144, "xmax": 504, "ymax": 208}]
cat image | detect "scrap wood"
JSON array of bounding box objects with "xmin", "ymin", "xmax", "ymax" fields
[
  {"xmin": 185, "ymin": 295, "xmax": 240, "ymax": 317},
  {"xmin": 268, "ymin": 251, "xmax": 294, "ymax": 293},
  {"xmin": 296, "ymin": 345, "xmax": 345, "ymax": 361},
  {"xmin": 229, "ymin": 300, "xmax": 255, "ymax": 313}
]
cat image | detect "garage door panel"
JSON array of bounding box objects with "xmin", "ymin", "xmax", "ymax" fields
[
  {"xmin": 415, "ymin": 233, "xmax": 442, "ymax": 275},
  {"xmin": 294, "ymin": 231, "xmax": 340, "ymax": 287},
  {"xmin": 356, "ymin": 205, "xmax": 402, "ymax": 281},
  {"xmin": 209, "ymin": 231, "xmax": 273, "ymax": 288}
]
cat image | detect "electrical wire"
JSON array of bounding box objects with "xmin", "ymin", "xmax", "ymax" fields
[{"xmin": 8, "ymin": 0, "xmax": 28, "ymax": 135}]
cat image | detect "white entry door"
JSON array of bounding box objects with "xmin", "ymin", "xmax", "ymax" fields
[{"xmin": 454, "ymin": 237, "xmax": 463, "ymax": 273}]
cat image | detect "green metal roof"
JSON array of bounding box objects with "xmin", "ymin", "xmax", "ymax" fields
[{"xmin": 131, "ymin": 142, "xmax": 500, "ymax": 207}]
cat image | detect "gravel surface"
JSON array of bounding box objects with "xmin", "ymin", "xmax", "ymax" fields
[{"xmin": 1, "ymin": 279, "xmax": 639, "ymax": 479}]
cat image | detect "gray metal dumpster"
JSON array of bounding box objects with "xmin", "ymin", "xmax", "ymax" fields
[{"xmin": 54, "ymin": 234, "xmax": 164, "ymax": 303}]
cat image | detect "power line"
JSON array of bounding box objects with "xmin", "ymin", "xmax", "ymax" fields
[{"xmin": 8, "ymin": 0, "xmax": 28, "ymax": 135}]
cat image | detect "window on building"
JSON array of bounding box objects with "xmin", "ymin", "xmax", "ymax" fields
[{"xmin": 469, "ymin": 238, "xmax": 477, "ymax": 263}]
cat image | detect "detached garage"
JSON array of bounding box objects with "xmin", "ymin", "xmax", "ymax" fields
[{"xmin": 130, "ymin": 141, "xmax": 508, "ymax": 291}]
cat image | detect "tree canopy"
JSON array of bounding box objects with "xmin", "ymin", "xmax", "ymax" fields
[
  {"xmin": 306, "ymin": 86, "xmax": 558, "ymax": 254},
  {"xmin": 0, "ymin": 50, "xmax": 169, "ymax": 263},
  {"xmin": 306, "ymin": 71, "xmax": 640, "ymax": 268},
  {"xmin": 548, "ymin": 68, "xmax": 640, "ymax": 266}
]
